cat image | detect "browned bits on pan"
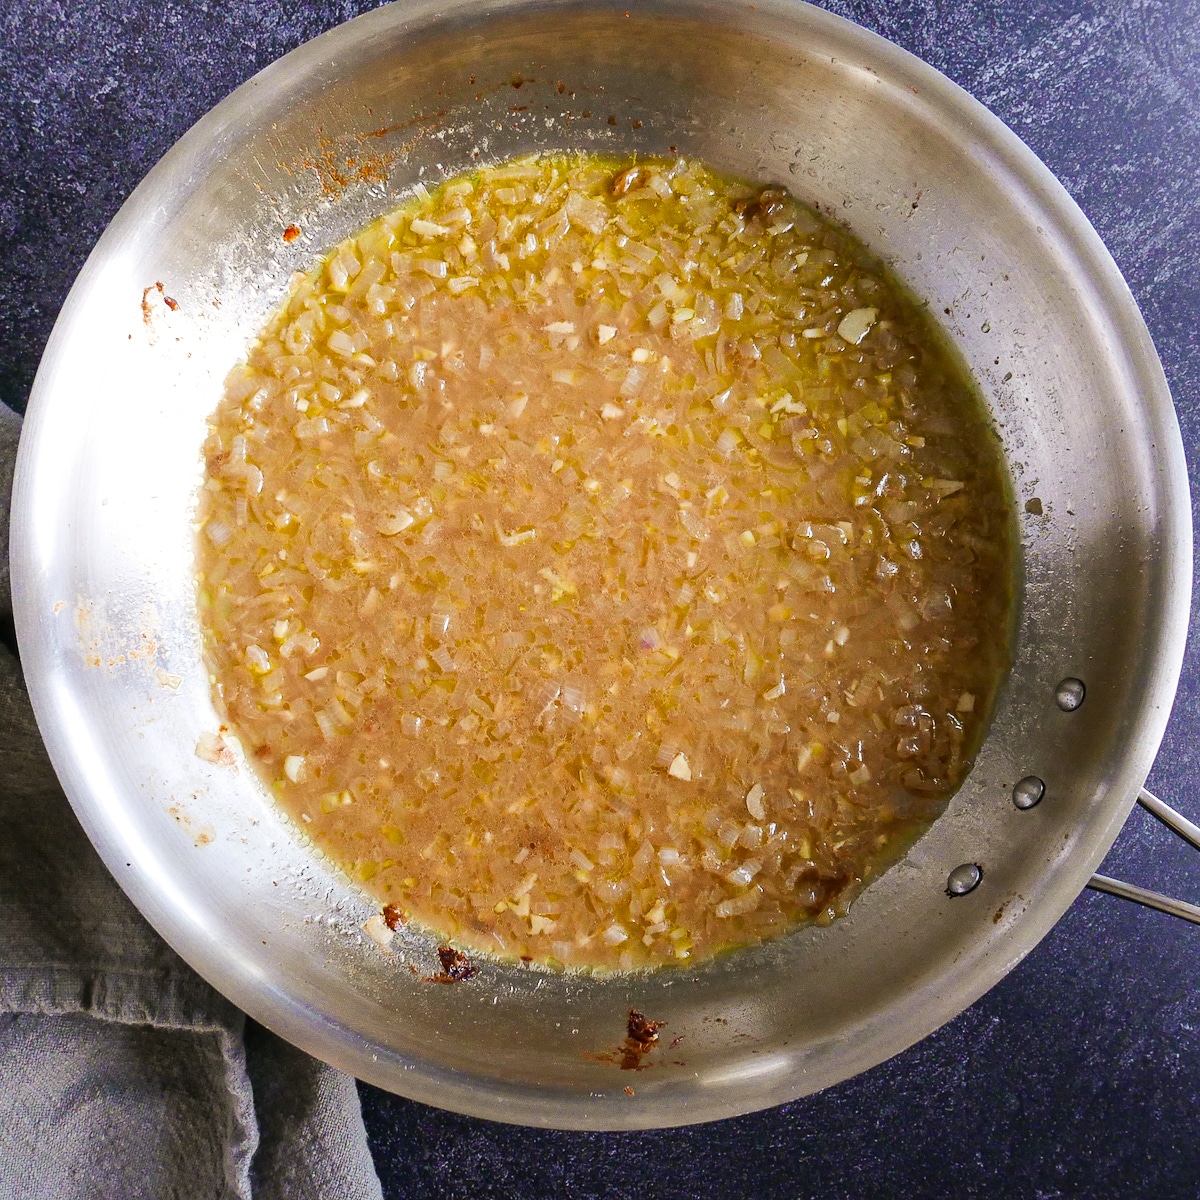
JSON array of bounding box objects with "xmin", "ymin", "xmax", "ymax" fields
[
  {"xmin": 426, "ymin": 946, "xmax": 477, "ymax": 983},
  {"xmin": 734, "ymin": 186, "xmax": 789, "ymax": 223},
  {"xmin": 585, "ymin": 1008, "xmax": 672, "ymax": 1065},
  {"xmin": 619, "ymin": 1009, "xmax": 666, "ymax": 1070},
  {"xmin": 623, "ymin": 1086, "xmax": 635, "ymax": 1097},
  {"xmin": 283, "ymin": 224, "xmax": 302, "ymax": 243},
  {"xmin": 626, "ymin": 1009, "xmax": 664, "ymax": 1050},
  {"xmin": 142, "ymin": 281, "xmax": 177, "ymax": 321},
  {"xmin": 611, "ymin": 165, "xmax": 645, "ymax": 196},
  {"xmin": 382, "ymin": 903, "xmax": 407, "ymax": 931}
]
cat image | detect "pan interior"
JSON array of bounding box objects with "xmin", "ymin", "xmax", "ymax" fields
[{"xmin": 11, "ymin": 0, "xmax": 1189, "ymax": 1129}]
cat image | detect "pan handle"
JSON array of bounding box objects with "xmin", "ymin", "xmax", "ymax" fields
[{"xmin": 1086, "ymin": 789, "xmax": 1200, "ymax": 925}]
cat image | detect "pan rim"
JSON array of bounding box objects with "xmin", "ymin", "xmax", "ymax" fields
[{"xmin": 10, "ymin": 0, "xmax": 1192, "ymax": 1128}]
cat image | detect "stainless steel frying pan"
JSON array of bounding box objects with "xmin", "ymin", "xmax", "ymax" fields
[{"xmin": 10, "ymin": 0, "xmax": 1192, "ymax": 1130}]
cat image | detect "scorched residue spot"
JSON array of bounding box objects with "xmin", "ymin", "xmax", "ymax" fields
[
  {"xmin": 591, "ymin": 1009, "xmax": 667, "ymax": 1071},
  {"xmin": 424, "ymin": 946, "xmax": 477, "ymax": 983}
]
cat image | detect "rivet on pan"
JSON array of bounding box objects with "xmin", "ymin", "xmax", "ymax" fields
[
  {"xmin": 1055, "ymin": 677, "xmax": 1086, "ymax": 712},
  {"xmin": 1012, "ymin": 776, "xmax": 1045, "ymax": 810},
  {"xmin": 946, "ymin": 863, "xmax": 982, "ymax": 897}
]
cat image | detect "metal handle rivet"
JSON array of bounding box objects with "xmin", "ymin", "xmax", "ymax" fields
[
  {"xmin": 1012, "ymin": 776, "xmax": 1045, "ymax": 810},
  {"xmin": 946, "ymin": 863, "xmax": 982, "ymax": 897},
  {"xmin": 1055, "ymin": 677, "xmax": 1085, "ymax": 711}
]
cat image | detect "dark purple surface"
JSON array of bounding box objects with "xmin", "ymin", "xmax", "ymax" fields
[{"xmin": 3, "ymin": 1, "xmax": 1199, "ymax": 1196}]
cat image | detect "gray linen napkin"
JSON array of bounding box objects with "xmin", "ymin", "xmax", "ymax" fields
[{"xmin": 0, "ymin": 403, "xmax": 383, "ymax": 1200}]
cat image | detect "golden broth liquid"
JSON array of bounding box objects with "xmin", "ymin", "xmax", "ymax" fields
[{"xmin": 198, "ymin": 154, "xmax": 1014, "ymax": 971}]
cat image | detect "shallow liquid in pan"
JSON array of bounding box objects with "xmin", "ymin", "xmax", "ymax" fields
[
  {"xmin": 11, "ymin": 0, "xmax": 1188, "ymax": 1128},
  {"xmin": 197, "ymin": 151, "xmax": 1016, "ymax": 973}
]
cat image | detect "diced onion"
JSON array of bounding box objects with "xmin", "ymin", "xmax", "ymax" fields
[
  {"xmin": 667, "ymin": 752, "xmax": 692, "ymax": 781},
  {"xmin": 363, "ymin": 914, "xmax": 394, "ymax": 950},
  {"xmin": 194, "ymin": 731, "xmax": 229, "ymax": 764},
  {"xmin": 715, "ymin": 888, "xmax": 762, "ymax": 918},
  {"xmin": 745, "ymin": 784, "xmax": 765, "ymax": 820},
  {"xmin": 245, "ymin": 644, "xmax": 271, "ymax": 673},
  {"xmin": 724, "ymin": 858, "xmax": 762, "ymax": 887},
  {"xmin": 836, "ymin": 307, "xmax": 878, "ymax": 345},
  {"xmin": 377, "ymin": 510, "xmax": 415, "ymax": 536}
]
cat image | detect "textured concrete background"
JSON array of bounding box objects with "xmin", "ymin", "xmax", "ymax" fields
[{"xmin": 3, "ymin": 1, "xmax": 1199, "ymax": 1196}]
